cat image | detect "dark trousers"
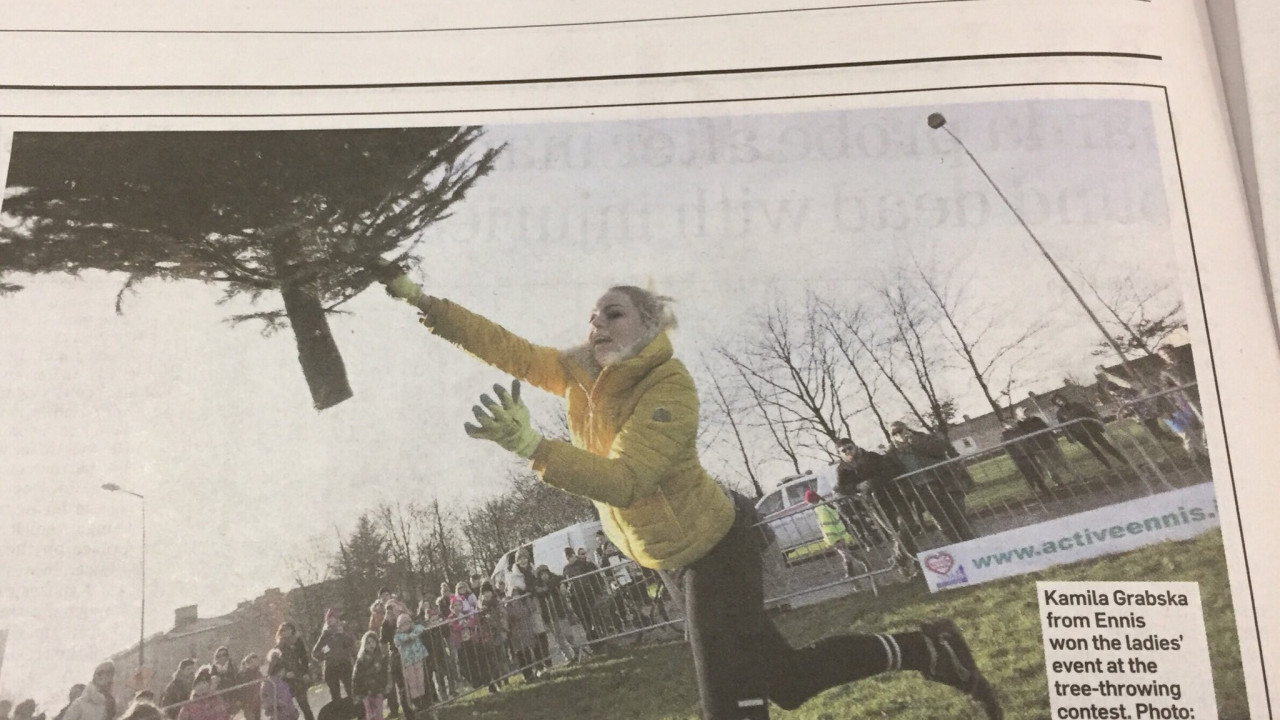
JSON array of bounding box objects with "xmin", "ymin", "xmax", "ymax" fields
[
  {"xmin": 912, "ymin": 481, "xmax": 975, "ymax": 544},
  {"xmin": 661, "ymin": 501, "xmax": 893, "ymax": 719},
  {"xmin": 1079, "ymin": 430, "xmax": 1127, "ymax": 468},
  {"xmin": 324, "ymin": 661, "xmax": 352, "ymax": 702},
  {"xmin": 384, "ymin": 648, "xmax": 408, "ymax": 715},
  {"xmin": 285, "ymin": 678, "xmax": 315, "ymax": 720}
]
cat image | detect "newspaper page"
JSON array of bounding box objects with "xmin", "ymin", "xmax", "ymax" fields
[
  {"xmin": 1221, "ymin": 0, "xmax": 1280, "ymax": 332},
  {"xmin": 2, "ymin": 2, "xmax": 1278, "ymax": 720}
]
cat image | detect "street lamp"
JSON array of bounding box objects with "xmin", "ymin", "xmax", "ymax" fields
[
  {"xmin": 102, "ymin": 483, "xmax": 146, "ymax": 669},
  {"xmin": 926, "ymin": 112, "xmax": 1152, "ymax": 392}
]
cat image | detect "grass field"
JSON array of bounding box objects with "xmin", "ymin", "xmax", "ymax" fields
[{"xmin": 433, "ymin": 529, "xmax": 1249, "ymax": 720}]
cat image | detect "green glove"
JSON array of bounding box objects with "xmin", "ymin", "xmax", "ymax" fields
[
  {"xmin": 384, "ymin": 274, "xmax": 424, "ymax": 304},
  {"xmin": 464, "ymin": 380, "xmax": 542, "ymax": 459},
  {"xmin": 372, "ymin": 259, "xmax": 424, "ymax": 304}
]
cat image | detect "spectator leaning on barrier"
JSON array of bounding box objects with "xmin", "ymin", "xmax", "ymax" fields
[
  {"xmin": 833, "ymin": 437, "xmax": 917, "ymax": 567},
  {"xmin": 1158, "ymin": 346, "xmax": 1201, "ymax": 411},
  {"xmin": 561, "ymin": 546, "xmax": 603, "ymax": 642},
  {"xmin": 476, "ymin": 581, "xmax": 509, "ymax": 680},
  {"xmin": 160, "ymin": 660, "xmax": 196, "ymax": 720},
  {"xmin": 1050, "ymin": 393, "xmax": 1128, "ymax": 471},
  {"xmin": 1001, "ymin": 421, "xmax": 1053, "ymax": 496},
  {"xmin": 802, "ymin": 488, "xmax": 860, "ymax": 578},
  {"xmin": 1160, "ymin": 374, "xmax": 1209, "ymax": 460},
  {"xmin": 210, "ymin": 647, "xmax": 239, "ymax": 694},
  {"xmin": 379, "ymin": 274, "xmax": 1002, "ymax": 720},
  {"xmin": 1013, "ymin": 407, "xmax": 1072, "ymax": 483},
  {"xmin": 63, "ymin": 662, "xmax": 116, "ymax": 720},
  {"xmin": 504, "ymin": 551, "xmax": 548, "ymax": 680},
  {"xmin": 209, "ymin": 647, "xmax": 241, "ymax": 719},
  {"xmin": 392, "ymin": 613, "xmax": 434, "ymax": 710},
  {"xmin": 1094, "ymin": 365, "xmax": 1180, "ymax": 451},
  {"xmin": 447, "ymin": 593, "xmax": 496, "ymax": 695},
  {"xmin": 888, "ymin": 422, "xmax": 976, "ymax": 544},
  {"xmin": 414, "ymin": 598, "xmax": 452, "ymax": 701},
  {"xmin": 535, "ymin": 563, "xmax": 587, "ymax": 663}
]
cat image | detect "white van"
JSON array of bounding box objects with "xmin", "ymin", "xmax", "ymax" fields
[
  {"xmin": 490, "ymin": 518, "xmax": 604, "ymax": 584},
  {"xmin": 754, "ymin": 467, "xmax": 837, "ymax": 558}
]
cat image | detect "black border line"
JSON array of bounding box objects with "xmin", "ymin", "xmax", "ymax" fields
[
  {"xmin": 0, "ymin": 0, "xmax": 1149, "ymax": 35},
  {"xmin": 0, "ymin": 51, "xmax": 1160, "ymax": 92},
  {"xmin": 1159, "ymin": 87, "xmax": 1272, "ymax": 714},
  {"xmin": 0, "ymin": 76, "xmax": 1265, "ymax": 717},
  {"xmin": 0, "ymin": 80, "xmax": 1164, "ymax": 119}
]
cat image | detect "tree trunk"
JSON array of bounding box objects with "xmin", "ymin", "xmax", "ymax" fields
[{"xmin": 280, "ymin": 281, "xmax": 353, "ymax": 410}]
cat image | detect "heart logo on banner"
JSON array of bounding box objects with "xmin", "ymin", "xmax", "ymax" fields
[{"xmin": 924, "ymin": 553, "xmax": 954, "ymax": 575}]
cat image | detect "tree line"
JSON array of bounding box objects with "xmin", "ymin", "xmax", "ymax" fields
[
  {"xmin": 284, "ymin": 470, "xmax": 593, "ymax": 626},
  {"xmin": 701, "ymin": 259, "xmax": 1182, "ymax": 498}
]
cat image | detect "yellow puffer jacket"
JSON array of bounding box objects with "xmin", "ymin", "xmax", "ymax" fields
[{"xmin": 422, "ymin": 297, "xmax": 736, "ymax": 570}]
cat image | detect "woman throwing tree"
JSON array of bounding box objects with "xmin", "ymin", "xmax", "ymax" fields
[{"xmin": 379, "ymin": 273, "xmax": 1001, "ymax": 720}]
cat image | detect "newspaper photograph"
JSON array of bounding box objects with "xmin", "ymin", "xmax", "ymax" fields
[{"xmin": 0, "ymin": 85, "xmax": 1266, "ymax": 720}]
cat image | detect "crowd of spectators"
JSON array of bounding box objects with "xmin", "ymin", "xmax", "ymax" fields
[{"xmin": 17, "ymin": 536, "xmax": 671, "ymax": 720}]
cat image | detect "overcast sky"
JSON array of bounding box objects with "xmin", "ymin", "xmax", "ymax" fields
[{"xmin": 0, "ymin": 97, "xmax": 1185, "ymax": 707}]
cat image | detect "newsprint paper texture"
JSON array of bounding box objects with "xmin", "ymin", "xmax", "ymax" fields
[{"xmin": 1, "ymin": 2, "xmax": 1278, "ymax": 720}]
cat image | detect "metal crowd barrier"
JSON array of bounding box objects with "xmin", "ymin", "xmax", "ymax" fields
[
  {"xmin": 423, "ymin": 562, "xmax": 685, "ymax": 708},
  {"xmin": 416, "ymin": 389, "xmax": 1213, "ymax": 708},
  {"xmin": 750, "ymin": 388, "xmax": 1212, "ymax": 608}
]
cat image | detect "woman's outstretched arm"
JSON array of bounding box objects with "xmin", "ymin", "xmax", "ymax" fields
[{"xmin": 415, "ymin": 296, "xmax": 571, "ymax": 397}]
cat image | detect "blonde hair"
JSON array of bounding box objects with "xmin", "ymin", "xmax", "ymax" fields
[{"xmin": 608, "ymin": 285, "xmax": 678, "ymax": 334}]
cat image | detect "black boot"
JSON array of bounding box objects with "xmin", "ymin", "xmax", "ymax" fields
[{"xmin": 920, "ymin": 619, "xmax": 1003, "ymax": 720}]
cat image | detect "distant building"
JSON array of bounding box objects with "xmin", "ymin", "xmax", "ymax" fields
[
  {"xmin": 945, "ymin": 340, "xmax": 1194, "ymax": 456},
  {"xmin": 106, "ymin": 589, "xmax": 289, "ymax": 702},
  {"xmin": 105, "ymin": 578, "xmax": 359, "ymax": 703}
]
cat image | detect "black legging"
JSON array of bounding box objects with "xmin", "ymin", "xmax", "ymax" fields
[
  {"xmin": 1078, "ymin": 429, "xmax": 1127, "ymax": 469},
  {"xmin": 284, "ymin": 678, "xmax": 315, "ymax": 720},
  {"xmin": 324, "ymin": 661, "xmax": 352, "ymax": 703},
  {"xmin": 661, "ymin": 499, "xmax": 911, "ymax": 719}
]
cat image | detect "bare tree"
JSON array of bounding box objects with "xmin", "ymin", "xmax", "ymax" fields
[
  {"xmin": 715, "ymin": 300, "xmax": 855, "ymax": 456},
  {"xmin": 284, "ymin": 533, "xmax": 333, "ymax": 589},
  {"xmin": 419, "ymin": 499, "xmax": 471, "ymax": 589},
  {"xmin": 815, "ymin": 298, "xmax": 898, "ymax": 446},
  {"xmin": 1079, "ymin": 273, "xmax": 1185, "ymax": 357},
  {"xmin": 701, "ymin": 355, "xmax": 766, "ymax": 497},
  {"xmin": 724, "ymin": 352, "xmax": 804, "ymax": 475},
  {"xmin": 375, "ymin": 501, "xmax": 427, "ymax": 598},
  {"xmin": 912, "ymin": 260, "xmax": 1050, "ymax": 423},
  {"xmin": 878, "ymin": 276, "xmax": 958, "ymax": 440}
]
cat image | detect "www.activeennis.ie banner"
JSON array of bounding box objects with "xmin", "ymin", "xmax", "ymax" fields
[{"xmin": 921, "ymin": 484, "xmax": 1221, "ymax": 592}]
